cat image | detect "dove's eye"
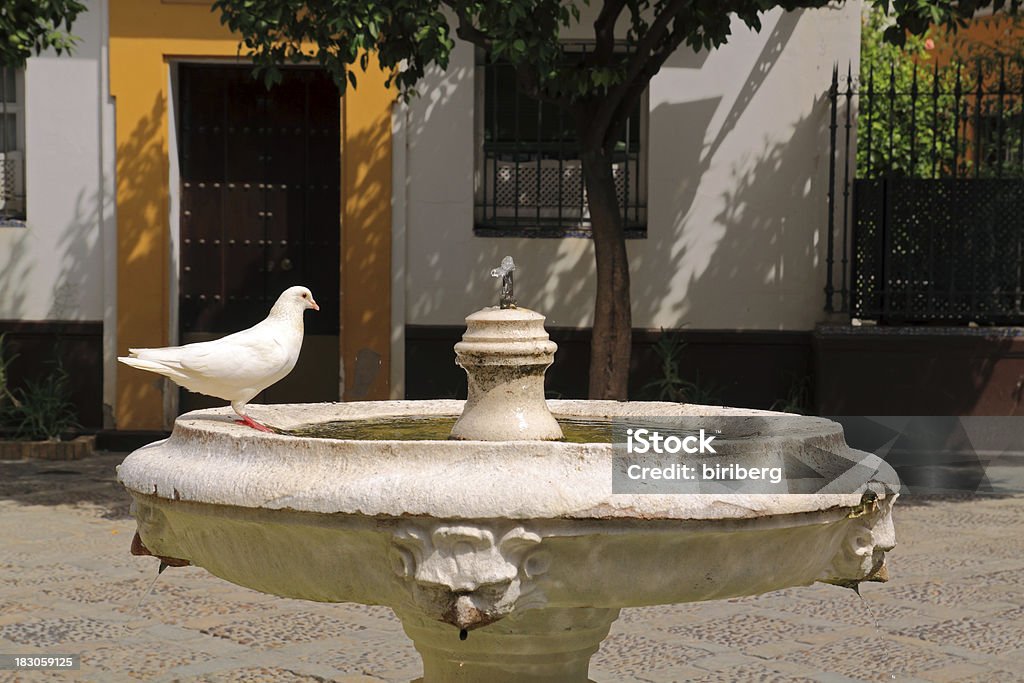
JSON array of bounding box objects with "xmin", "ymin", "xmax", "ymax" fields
[{"xmin": 301, "ymin": 293, "xmax": 307, "ymax": 298}]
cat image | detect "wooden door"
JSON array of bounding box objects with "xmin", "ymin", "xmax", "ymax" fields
[{"xmin": 178, "ymin": 64, "xmax": 341, "ymax": 411}]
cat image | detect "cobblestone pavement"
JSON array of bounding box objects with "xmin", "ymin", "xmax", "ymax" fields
[{"xmin": 1, "ymin": 453, "xmax": 1023, "ymax": 682}]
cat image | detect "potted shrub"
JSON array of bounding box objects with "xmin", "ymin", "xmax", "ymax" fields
[{"xmin": 0, "ymin": 334, "xmax": 93, "ymax": 460}]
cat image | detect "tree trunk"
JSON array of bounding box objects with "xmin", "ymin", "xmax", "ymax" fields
[{"xmin": 579, "ymin": 145, "xmax": 632, "ymax": 400}]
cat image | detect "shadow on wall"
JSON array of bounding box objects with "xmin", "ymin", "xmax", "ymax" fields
[
  {"xmin": 116, "ymin": 94, "xmax": 169, "ymax": 426},
  {"xmin": 405, "ymin": 9, "xmax": 824, "ymax": 402},
  {"xmin": 340, "ymin": 85, "xmax": 391, "ymax": 401},
  {"xmin": 401, "ymin": 58, "xmax": 606, "ymax": 398},
  {"xmin": 640, "ymin": 100, "xmax": 829, "ymax": 408},
  {"xmin": 814, "ymin": 330, "xmax": 1018, "ymax": 416},
  {"xmin": 701, "ymin": 8, "xmax": 806, "ymax": 166},
  {"xmin": 0, "ymin": 236, "xmax": 30, "ymax": 320},
  {"xmin": 628, "ymin": 6, "xmax": 813, "ymax": 319},
  {"xmin": 50, "ymin": 189, "xmax": 106, "ymax": 319},
  {"xmin": 0, "ymin": 182, "xmax": 108, "ymax": 430}
]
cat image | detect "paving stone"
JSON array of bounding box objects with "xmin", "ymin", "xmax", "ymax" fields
[
  {"xmin": 744, "ymin": 591, "xmax": 921, "ymax": 629},
  {"xmin": 200, "ymin": 612, "xmax": 373, "ymax": 649},
  {"xmin": 192, "ymin": 666, "xmax": 334, "ymax": 682},
  {"xmin": 953, "ymin": 669, "xmax": 1024, "ymax": 683},
  {"xmin": 881, "ymin": 578, "xmax": 1024, "ymax": 612},
  {"xmin": 0, "ymin": 616, "xmax": 127, "ymax": 647},
  {"xmin": 591, "ymin": 631, "xmax": 713, "ymax": 676},
  {"xmin": 782, "ymin": 635, "xmax": 964, "ymax": 680},
  {"xmin": 685, "ymin": 663, "xmax": 820, "ymax": 682},
  {"xmin": 305, "ymin": 634, "xmax": 420, "ymax": 680},
  {"xmin": 894, "ymin": 606, "xmax": 1024, "ymax": 656},
  {"xmin": 663, "ymin": 613, "xmax": 829, "ymax": 650},
  {"xmin": 84, "ymin": 642, "xmax": 214, "ymax": 681}
]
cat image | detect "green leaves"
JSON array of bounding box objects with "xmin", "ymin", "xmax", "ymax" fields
[
  {"xmin": 866, "ymin": 0, "xmax": 1019, "ymax": 46},
  {"xmin": 0, "ymin": 0, "xmax": 87, "ymax": 67},
  {"xmin": 206, "ymin": 0, "xmax": 1020, "ymax": 104},
  {"xmin": 212, "ymin": 0, "xmax": 456, "ymax": 97}
]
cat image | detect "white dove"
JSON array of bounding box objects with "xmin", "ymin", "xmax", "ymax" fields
[{"xmin": 118, "ymin": 286, "xmax": 319, "ymax": 432}]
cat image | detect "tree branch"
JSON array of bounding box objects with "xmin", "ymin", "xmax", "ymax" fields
[
  {"xmin": 443, "ymin": 2, "xmax": 492, "ymax": 51},
  {"xmin": 586, "ymin": 0, "xmax": 690, "ymax": 144},
  {"xmin": 588, "ymin": 0, "xmax": 628, "ymax": 66},
  {"xmin": 601, "ymin": 24, "xmax": 691, "ymax": 149},
  {"xmin": 515, "ymin": 63, "xmax": 574, "ymax": 107}
]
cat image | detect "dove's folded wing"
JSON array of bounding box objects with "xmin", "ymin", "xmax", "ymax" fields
[{"xmin": 175, "ymin": 330, "xmax": 292, "ymax": 386}]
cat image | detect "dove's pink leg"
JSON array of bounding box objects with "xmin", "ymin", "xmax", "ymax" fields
[{"xmin": 235, "ymin": 415, "xmax": 275, "ymax": 433}]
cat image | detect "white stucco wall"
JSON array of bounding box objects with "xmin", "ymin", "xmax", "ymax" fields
[
  {"xmin": 399, "ymin": 3, "xmax": 860, "ymax": 331},
  {"xmin": 0, "ymin": 0, "xmax": 113, "ymax": 323}
]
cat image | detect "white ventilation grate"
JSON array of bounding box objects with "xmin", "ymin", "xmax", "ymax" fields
[{"xmin": 488, "ymin": 158, "xmax": 627, "ymax": 220}]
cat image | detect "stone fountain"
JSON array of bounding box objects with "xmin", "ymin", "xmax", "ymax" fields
[{"xmin": 118, "ymin": 258, "xmax": 898, "ymax": 683}]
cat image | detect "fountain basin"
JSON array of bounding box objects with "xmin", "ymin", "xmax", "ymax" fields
[{"xmin": 118, "ymin": 400, "xmax": 896, "ymax": 683}]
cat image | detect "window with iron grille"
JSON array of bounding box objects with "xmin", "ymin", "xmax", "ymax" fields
[
  {"xmin": 0, "ymin": 66, "xmax": 25, "ymax": 224},
  {"xmin": 474, "ymin": 45, "xmax": 647, "ymax": 238}
]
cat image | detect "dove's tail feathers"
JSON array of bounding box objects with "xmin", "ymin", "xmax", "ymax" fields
[
  {"xmin": 117, "ymin": 355, "xmax": 190, "ymax": 383},
  {"xmin": 127, "ymin": 346, "xmax": 189, "ymax": 363}
]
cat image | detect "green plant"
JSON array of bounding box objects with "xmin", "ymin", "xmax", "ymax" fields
[
  {"xmin": 0, "ymin": 333, "xmax": 21, "ymax": 411},
  {"xmin": 643, "ymin": 329, "xmax": 687, "ymax": 402},
  {"xmin": 858, "ymin": 5, "xmax": 965, "ymax": 178},
  {"xmin": 771, "ymin": 375, "xmax": 812, "ymax": 415},
  {"xmin": 859, "ymin": 6, "xmax": 1024, "ymax": 179},
  {"xmin": 3, "ymin": 353, "xmax": 80, "ymax": 441},
  {"xmin": 642, "ymin": 329, "xmax": 723, "ymax": 405},
  {"xmin": 681, "ymin": 371, "xmax": 724, "ymax": 407}
]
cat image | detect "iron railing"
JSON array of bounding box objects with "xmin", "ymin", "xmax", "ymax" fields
[
  {"xmin": 825, "ymin": 59, "xmax": 1024, "ymax": 323},
  {"xmin": 0, "ymin": 65, "xmax": 24, "ymax": 223},
  {"xmin": 474, "ymin": 47, "xmax": 646, "ymax": 237}
]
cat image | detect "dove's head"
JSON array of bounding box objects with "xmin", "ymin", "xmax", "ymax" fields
[{"xmin": 275, "ymin": 286, "xmax": 320, "ymax": 315}]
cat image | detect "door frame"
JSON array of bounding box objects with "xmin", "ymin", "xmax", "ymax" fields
[{"xmin": 111, "ymin": 0, "xmax": 395, "ymax": 430}]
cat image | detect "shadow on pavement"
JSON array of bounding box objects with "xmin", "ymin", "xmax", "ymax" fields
[{"xmin": 0, "ymin": 451, "xmax": 134, "ymax": 519}]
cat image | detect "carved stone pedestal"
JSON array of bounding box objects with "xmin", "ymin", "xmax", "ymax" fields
[{"xmin": 399, "ymin": 607, "xmax": 617, "ymax": 683}]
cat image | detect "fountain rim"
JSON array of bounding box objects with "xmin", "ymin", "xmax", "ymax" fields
[
  {"xmin": 164, "ymin": 399, "xmax": 843, "ymax": 444},
  {"xmin": 117, "ymin": 399, "xmax": 897, "ymax": 521}
]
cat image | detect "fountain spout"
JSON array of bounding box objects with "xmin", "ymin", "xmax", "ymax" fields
[
  {"xmin": 450, "ymin": 258, "xmax": 563, "ymax": 441},
  {"xmin": 490, "ymin": 256, "xmax": 516, "ymax": 309}
]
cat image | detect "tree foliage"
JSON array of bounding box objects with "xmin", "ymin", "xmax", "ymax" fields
[
  {"xmin": 859, "ymin": 4, "xmax": 1024, "ymax": 178},
  {"xmin": 858, "ymin": 5, "xmax": 959, "ymax": 177},
  {"xmin": 872, "ymin": 0, "xmax": 1022, "ymax": 45},
  {"xmin": 0, "ymin": 0, "xmax": 87, "ymax": 67},
  {"xmin": 215, "ymin": 1, "xmax": 882, "ymax": 149}
]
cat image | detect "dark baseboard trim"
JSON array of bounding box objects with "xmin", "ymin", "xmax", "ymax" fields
[
  {"xmin": 95, "ymin": 430, "xmax": 170, "ymax": 453},
  {"xmin": 405, "ymin": 325, "xmax": 814, "ymax": 409},
  {"xmin": 406, "ymin": 325, "xmax": 812, "ymax": 344},
  {"xmin": 0, "ymin": 320, "xmax": 103, "ymax": 336}
]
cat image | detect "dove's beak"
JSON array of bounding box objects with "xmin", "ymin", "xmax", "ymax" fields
[{"xmin": 310, "ymin": 298, "xmax": 320, "ymax": 311}]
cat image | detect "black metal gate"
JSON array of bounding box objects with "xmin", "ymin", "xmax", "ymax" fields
[
  {"xmin": 825, "ymin": 60, "xmax": 1024, "ymax": 324},
  {"xmin": 852, "ymin": 177, "xmax": 1024, "ymax": 323}
]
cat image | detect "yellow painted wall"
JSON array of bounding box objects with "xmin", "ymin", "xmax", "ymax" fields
[
  {"xmin": 342, "ymin": 64, "xmax": 393, "ymax": 401},
  {"xmin": 110, "ymin": 0, "xmax": 392, "ymax": 429}
]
